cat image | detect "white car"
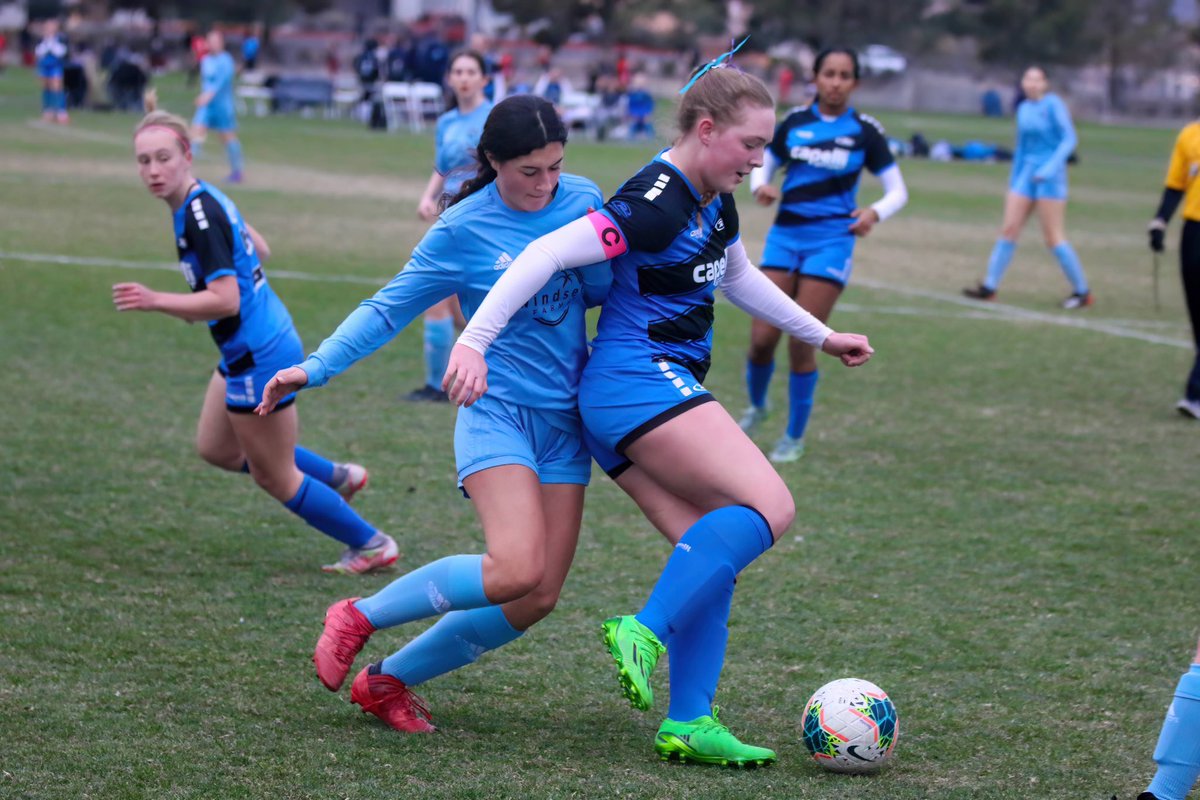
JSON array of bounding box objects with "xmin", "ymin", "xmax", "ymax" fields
[{"xmin": 859, "ymin": 44, "xmax": 907, "ymax": 77}]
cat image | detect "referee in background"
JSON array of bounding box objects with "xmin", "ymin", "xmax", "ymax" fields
[{"xmin": 1148, "ymin": 120, "xmax": 1200, "ymax": 419}]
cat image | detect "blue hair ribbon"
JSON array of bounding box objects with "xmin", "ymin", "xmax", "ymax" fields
[{"xmin": 678, "ymin": 36, "xmax": 750, "ymax": 95}]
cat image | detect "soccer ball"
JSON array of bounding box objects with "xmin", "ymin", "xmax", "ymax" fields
[{"xmin": 801, "ymin": 677, "xmax": 899, "ymax": 773}]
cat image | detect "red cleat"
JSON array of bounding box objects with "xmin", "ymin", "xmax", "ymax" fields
[
  {"xmin": 313, "ymin": 597, "xmax": 375, "ymax": 691},
  {"xmin": 350, "ymin": 665, "xmax": 436, "ymax": 733}
]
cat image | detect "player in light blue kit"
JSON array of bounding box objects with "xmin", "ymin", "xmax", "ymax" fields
[
  {"xmin": 739, "ymin": 47, "xmax": 908, "ymax": 462},
  {"xmin": 1138, "ymin": 637, "xmax": 1200, "ymax": 800},
  {"xmin": 445, "ymin": 57, "xmax": 873, "ymax": 765},
  {"xmin": 114, "ymin": 104, "xmax": 396, "ymax": 575},
  {"xmin": 256, "ymin": 96, "xmax": 611, "ymax": 734},
  {"xmin": 964, "ymin": 65, "xmax": 1092, "ymax": 308},
  {"xmin": 192, "ymin": 30, "xmax": 245, "ymax": 183},
  {"xmin": 35, "ymin": 18, "xmax": 68, "ymax": 124},
  {"xmin": 408, "ymin": 50, "xmax": 495, "ymax": 403}
]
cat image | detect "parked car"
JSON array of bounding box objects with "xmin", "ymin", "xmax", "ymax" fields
[{"xmin": 860, "ymin": 44, "xmax": 907, "ymax": 77}]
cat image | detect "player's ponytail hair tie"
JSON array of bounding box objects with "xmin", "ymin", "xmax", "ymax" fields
[{"xmin": 679, "ymin": 36, "xmax": 749, "ymax": 95}]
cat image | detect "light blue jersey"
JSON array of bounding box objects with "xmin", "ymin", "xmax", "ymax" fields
[
  {"xmin": 435, "ymin": 101, "xmax": 493, "ymax": 197},
  {"xmin": 199, "ymin": 51, "xmax": 237, "ymax": 130},
  {"xmin": 1010, "ymin": 93, "xmax": 1076, "ymax": 200},
  {"xmin": 300, "ymin": 173, "xmax": 610, "ymax": 432}
]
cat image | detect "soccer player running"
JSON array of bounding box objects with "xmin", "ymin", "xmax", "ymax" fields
[
  {"xmin": 256, "ymin": 96, "xmax": 611, "ymax": 733},
  {"xmin": 407, "ymin": 50, "xmax": 494, "ymax": 403},
  {"xmin": 1147, "ymin": 119, "xmax": 1200, "ymax": 420},
  {"xmin": 738, "ymin": 47, "xmax": 907, "ymax": 462},
  {"xmin": 114, "ymin": 101, "xmax": 396, "ymax": 575},
  {"xmin": 192, "ymin": 30, "xmax": 245, "ymax": 183},
  {"xmin": 444, "ymin": 53, "xmax": 873, "ymax": 765},
  {"xmin": 964, "ymin": 65, "xmax": 1092, "ymax": 309}
]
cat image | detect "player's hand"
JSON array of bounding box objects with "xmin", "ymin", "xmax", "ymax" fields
[
  {"xmin": 442, "ymin": 343, "xmax": 488, "ymax": 407},
  {"xmin": 417, "ymin": 196, "xmax": 438, "ymax": 222},
  {"xmin": 848, "ymin": 207, "xmax": 880, "ymax": 237},
  {"xmin": 821, "ymin": 332, "xmax": 874, "ymax": 367},
  {"xmin": 1148, "ymin": 219, "xmax": 1166, "ymax": 253},
  {"xmin": 112, "ymin": 282, "xmax": 159, "ymax": 312},
  {"xmin": 255, "ymin": 366, "xmax": 308, "ymax": 416},
  {"xmin": 753, "ymin": 185, "xmax": 780, "ymax": 206}
]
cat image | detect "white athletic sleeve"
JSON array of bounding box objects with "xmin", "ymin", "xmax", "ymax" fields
[
  {"xmin": 869, "ymin": 164, "xmax": 908, "ymax": 222},
  {"xmin": 749, "ymin": 148, "xmax": 781, "ymax": 194},
  {"xmin": 456, "ymin": 215, "xmax": 615, "ymax": 354},
  {"xmin": 720, "ymin": 239, "xmax": 833, "ymax": 348}
]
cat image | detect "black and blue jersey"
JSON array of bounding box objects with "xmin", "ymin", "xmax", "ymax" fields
[
  {"xmin": 769, "ymin": 106, "xmax": 894, "ymax": 236},
  {"xmin": 593, "ymin": 153, "xmax": 740, "ymax": 380},
  {"xmin": 172, "ymin": 181, "xmax": 295, "ymax": 374}
]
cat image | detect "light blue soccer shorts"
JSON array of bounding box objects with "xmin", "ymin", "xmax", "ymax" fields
[
  {"xmin": 579, "ymin": 348, "xmax": 715, "ymax": 478},
  {"xmin": 218, "ymin": 327, "xmax": 303, "ymax": 413},
  {"xmin": 454, "ymin": 394, "xmax": 592, "ymax": 489},
  {"xmin": 1010, "ymin": 164, "xmax": 1067, "ymax": 201},
  {"xmin": 761, "ymin": 226, "xmax": 856, "ymax": 288},
  {"xmin": 194, "ymin": 102, "xmax": 238, "ymax": 132}
]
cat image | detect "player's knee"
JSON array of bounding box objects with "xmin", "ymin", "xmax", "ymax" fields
[
  {"xmin": 1000, "ymin": 224, "xmax": 1020, "ymax": 240},
  {"xmin": 519, "ymin": 582, "xmax": 562, "ymax": 623},
  {"xmin": 485, "ymin": 549, "xmax": 545, "ymax": 602},
  {"xmin": 196, "ymin": 438, "xmax": 240, "ymax": 471},
  {"xmin": 249, "ymin": 466, "xmax": 295, "ymax": 502},
  {"xmin": 755, "ymin": 489, "xmax": 796, "ymax": 540}
]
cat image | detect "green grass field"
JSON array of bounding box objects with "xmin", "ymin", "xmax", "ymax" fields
[{"xmin": 1, "ymin": 69, "xmax": 1197, "ymax": 799}]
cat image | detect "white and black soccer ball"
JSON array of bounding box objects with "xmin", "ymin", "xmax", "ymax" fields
[{"xmin": 801, "ymin": 677, "xmax": 899, "ymax": 773}]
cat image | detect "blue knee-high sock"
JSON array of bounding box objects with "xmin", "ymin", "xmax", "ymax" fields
[
  {"xmin": 1052, "ymin": 242, "xmax": 1088, "ymax": 294},
  {"xmin": 282, "ymin": 475, "xmax": 376, "ymax": 548},
  {"xmin": 42, "ymin": 88, "xmax": 53, "ymax": 112},
  {"xmin": 53, "ymin": 89, "xmax": 66, "ymax": 112},
  {"xmin": 667, "ymin": 578, "xmax": 733, "ymax": 722},
  {"xmin": 983, "ymin": 239, "xmax": 1016, "ymax": 291},
  {"xmin": 354, "ymin": 553, "xmax": 488, "ymax": 629},
  {"xmin": 423, "ymin": 317, "xmax": 455, "ymax": 390},
  {"xmin": 635, "ymin": 505, "xmax": 773, "ymax": 643},
  {"xmin": 225, "ymin": 139, "xmax": 244, "ymax": 175},
  {"xmin": 746, "ymin": 359, "xmax": 774, "ymax": 410},
  {"xmin": 786, "ymin": 369, "xmax": 819, "ymax": 440},
  {"xmin": 1147, "ymin": 664, "xmax": 1200, "ymax": 800},
  {"xmin": 381, "ymin": 604, "xmax": 523, "ymax": 686}
]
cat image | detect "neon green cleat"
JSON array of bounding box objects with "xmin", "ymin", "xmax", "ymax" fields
[
  {"xmin": 654, "ymin": 708, "xmax": 777, "ymax": 767},
  {"xmin": 600, "ymin": 615, "xmax": 665, "ymax": 711}
]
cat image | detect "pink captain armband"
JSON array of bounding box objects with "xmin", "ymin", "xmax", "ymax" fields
[{"xmin": 586, "ymin": 211, "xmax": 630, "ymax": 259}]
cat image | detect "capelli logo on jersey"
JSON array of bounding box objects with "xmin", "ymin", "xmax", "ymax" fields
[
  {"xmin": 714, "ymin": 217, "xmax": 725, "ymax": 232},
  {"xmin": 791, "ymin": 145, "xmax": 851, "ymax": 170},
  {"xmin": 692, "ymin": 255, "xmax": 727, "ymax": 285}
]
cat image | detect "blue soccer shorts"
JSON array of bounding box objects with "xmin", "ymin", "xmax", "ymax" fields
[
  {"xmin": 579, "ymin": 349, "xmax": 715, "ymax": 478},
  {"xmin": 454, "ymin": 394, "xmax": 592, "ymax": 488}
]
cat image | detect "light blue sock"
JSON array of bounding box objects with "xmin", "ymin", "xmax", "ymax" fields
[
  {"xmin": 635, "ymin": 505, "xmax": 773, "ymax": 643},
  {"xmin": 354, "ymin": 553, "xmax": 488, "ymax": 630},
  {"xmin": 786, "ymin": 369, "xmax": 819, "ymax": 440},
  {"xmin": 225, "ymin": 139, "xmax": 244, "ymax": 175},
  {"xmin": 746, "ymin": 359, "xmax": 774, "ymax": 410},
  {"xmin": 381, "ymin": 604, "xmax": 523, "ymax": 686},
  {"xmin": 423, "ymin": 317, "xmax": 455, "ymax": 391},
  {"xmin": 983, "ymin": 239, "xmax": 1016, "ymax": 291},
  {"xmin": 282, "ymin": 475, "xmax": 375, "ymax": 548},
  {"xmin": 1147, "ymin": 664, "xmax": 1200, "ymax": 800},
  {"xmin": 1052, "ymin": 242, "xmax": 1088, "ymax": 294},
  {"xmin": 666, "ymin": 578, "xmax": 733, "ymax": 722}
]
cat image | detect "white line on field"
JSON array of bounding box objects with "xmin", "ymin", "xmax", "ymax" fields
[
  {"xmin": 0, "ymin": 250, "xmax": 388, "ymax": 287},
  {"xmin": 1, "ymin": 249, "xmax": 1191, "ymax": 349}
]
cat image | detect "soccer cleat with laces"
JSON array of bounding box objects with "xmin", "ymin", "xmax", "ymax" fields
[
  {"xmin": 601, "ymin": 615, "xmax": 665, "ymax": 711},
  {"xmin": 322, "ymin": 533, "xmax": 399, "ymax": 575},
  {"xmin": 768, "ymin": 434, "xmax": 804, "ymax": 463},
  {"xmin": 1060, "ymin": 291, "xmax": 1093, "ymax": 309},
  {"xmin": 350, "ymin": 664, "xmax": 435, "ymax": 733},
  {"xmin": 336, "ymin": 462, "xmax": 369, "ymax": 502},
  {"xmin": 314, "ymin": 597, "xmax": 375, "ymax": 691},
  {"xmin": 654, "ymin": 708, "xmax": 777, "ymax": 767},
  {"xmin": 737, "ymin": 405, "xmax": 768, "ymax": 435}
]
